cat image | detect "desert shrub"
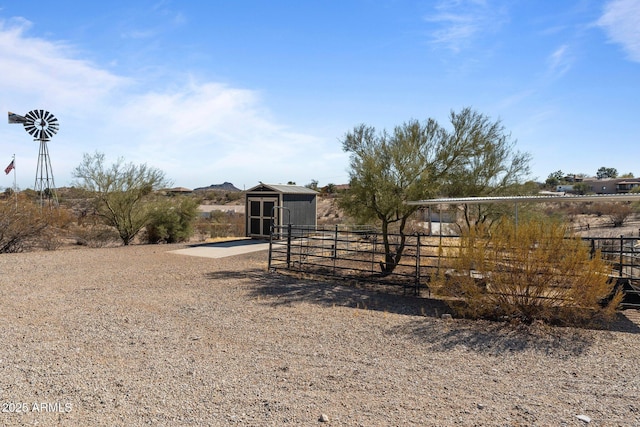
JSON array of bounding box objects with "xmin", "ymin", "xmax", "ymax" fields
[
  {"xmin": 36, "ymin": 206, "xmax": 76, "ymax": 250},
  {"xmin": 435, "ymin": 218, "xmax": 621, "ymax": 325},
  {"xmin": 0, "ymin": 196, "xmax": 50, "ymax": 252},
  {"xmin": 200, "ymin": 190, "xmax": 243, "ymax": 204},
  {"xmin": 194, "ymin": 211, "xmax": 245, "ymax": 239},
  {"xmin": 73, "ymin": 225, "xmax": 121, "ymax": 248},
  {"xmin": 600, "ymin": 202, "xmax": 634, "ymax": 227},
  {"xmin": 144, "ymin": 197, "xmax": 199, "ymax": 243}
]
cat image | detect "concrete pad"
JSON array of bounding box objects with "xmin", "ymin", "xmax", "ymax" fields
[{"xmin": 169, "ymin": 239, "xmax": 270, "ymax": 259}]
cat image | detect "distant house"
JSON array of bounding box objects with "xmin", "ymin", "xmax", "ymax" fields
[
  {"xmin": 162, "ymin": 187, "xmax": 193, "ymax": 195},
  {"xmin": 578, "ymin": 178, "xmax": 640, "ymax": 195},
  {"xmin": 616, "ymin": 180, "xmax": 640, "ymax": 193}
]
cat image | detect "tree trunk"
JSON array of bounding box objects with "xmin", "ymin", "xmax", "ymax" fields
[{"xmin": 379, "ymin": 217, "xmax": 408, "ymax": 276}]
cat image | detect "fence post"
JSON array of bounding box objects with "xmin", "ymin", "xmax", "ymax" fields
[
  {"xmin": 619, "ymin": 235, "xmax": 624, "ymax": 278},
  {"xmin": 632, "ymin": 239, "xmax": 636, "ymax": 279},
  {"xmin": 333, "ymin": 225, "xmax": 338, "ymax": 259},
  {"xmin": 415, "ymin": 233, "xmax": 421, "ymax": 296},
  {"xmin": 372, "ymin": 235, "xmax": 376, "ymax": 275},
  {"xmin": 286, "ymin": 224, "xmax": 292, "ymax": 269},
  {"xmin": 268, "ymin": 226, "xmax": 273, "ymax": 271}
]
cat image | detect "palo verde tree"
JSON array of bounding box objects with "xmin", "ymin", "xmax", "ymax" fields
[
  {"xmin": 439, "ymin": 109, "xmax": 532, "ymax": 229},
  {"xmin": 73, "ymin": 152, "xmax": 171, "ymax": 245},
  {"xmin": 339, "ymin": 107, "xmax": 531, "ymax": 274}
]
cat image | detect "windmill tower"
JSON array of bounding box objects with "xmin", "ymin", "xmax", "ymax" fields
[{"xmin": 8, "ymin": 110, "xmax": 60, "ymax": 206}]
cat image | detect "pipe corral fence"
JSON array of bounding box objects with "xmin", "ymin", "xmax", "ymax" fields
[{"xmin": 267, "ymin": 224, "xmax": 640, "ymax": 308}]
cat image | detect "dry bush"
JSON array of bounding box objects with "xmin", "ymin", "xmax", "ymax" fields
[
  {"xmin": 72, "ymin": 225, "xmax": 121, "ymax": 248},
  {"xmin": 0, "ymin": 197, "xmax": 53, "ymax": 252},
  {"xmin": 36, "ymin": 206, "xmax": 77, "ymax": 250},
  {"xmin": 435, "ymin": 218, "xmax": 622, "ymax": 326},
  {"xmin": 194, "ymin": 212, "xmax": 245, "ymax": 240},
  {"xmin": 600, "ymin": 202, "xmax": 634, "ymax": 227}
]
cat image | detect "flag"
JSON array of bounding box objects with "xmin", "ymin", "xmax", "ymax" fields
[{"xmin": 4, "ymin": 159, "xmax": 14, "ymax": 175}]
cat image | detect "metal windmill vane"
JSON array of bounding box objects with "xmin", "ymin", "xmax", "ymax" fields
[{"xmin": 8, "ymin": 109, "xmax": 60, "ymax": 204}]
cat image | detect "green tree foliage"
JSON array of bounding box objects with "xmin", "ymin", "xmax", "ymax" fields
[
  {"xmin": 439, "ymin": 109, "xmax": 531, "ymax": 228},
  {"xmin": 437, "ymin": 218, "xmax": 621, "ymax": 325},
  {"xmin": 72, "ymin": 152, "xmax": 171, "ymax": 245},
  {"xmin": 144, "ymin": 197, "xmax": 199, "ymax": 243},
  {"xmin": 305, "ymin": 179, "xmax": 319, "ymax": 191},
  {"xmin": 320, "ymin": 183, "xmax": 337, "ymax": 195},
  {"xmin": 545, "ymin": 170, "xmax": 564, "ymax": 187},
  {"xmin": 339, "ymin": 117, "xmax": 444, "ymax": 274},
  {"xmin": 572, "ymin": 182, "xmax": 590, "ymax": 195},
  {"xmin": 597, "ymin": 166, "xmax": 618, "ymax": 179},
  {"xmin": 339, "ymin": 107, "xmax": 530, "ymax": 274}
]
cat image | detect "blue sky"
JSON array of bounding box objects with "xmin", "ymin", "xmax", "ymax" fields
[{"xmin": 1, "ymin": 0, "xmax": 639, "ymax": 191}]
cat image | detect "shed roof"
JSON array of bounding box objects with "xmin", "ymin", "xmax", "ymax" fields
[{"xmin": 246, "ymin": 183, "xmax": 318, "ymax": 194}]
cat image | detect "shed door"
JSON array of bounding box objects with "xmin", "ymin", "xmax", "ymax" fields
[{"xmin": 247, "ymin": 197, "xmax": 278, "ymax": 237}]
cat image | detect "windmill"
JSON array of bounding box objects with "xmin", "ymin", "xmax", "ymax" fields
[{"xmin": 8, "ymin": 110, "xmax": 60, "ymax": 205}]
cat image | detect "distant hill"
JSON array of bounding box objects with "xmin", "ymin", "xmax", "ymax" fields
[{"xmin": 193, "ymin": 182, "xmax": 241, "ymax": 192}]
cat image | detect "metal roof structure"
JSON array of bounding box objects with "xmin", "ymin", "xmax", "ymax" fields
[{"xmin": 407, "ymin": 193, "xmax": 640, "ymax": 206}]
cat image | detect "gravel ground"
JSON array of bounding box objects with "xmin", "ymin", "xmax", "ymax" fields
[{"xmin": 0, "ymin": 244, "xmax": 639, "ymax": 426}]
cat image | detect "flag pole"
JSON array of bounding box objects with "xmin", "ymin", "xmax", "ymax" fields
[{"xmin": 12, "ymin": 154, "xmax": 17, "ymax": 209}]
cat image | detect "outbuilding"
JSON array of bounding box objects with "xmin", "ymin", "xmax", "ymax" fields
[{"xmin": 245, "ymin": 183, "xmax": 318, "ymax": 238}]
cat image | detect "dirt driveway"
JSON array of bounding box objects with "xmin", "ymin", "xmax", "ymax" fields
[{"xmin": 0, "ymin": 243, "xmax": 639, "ymax": 426}]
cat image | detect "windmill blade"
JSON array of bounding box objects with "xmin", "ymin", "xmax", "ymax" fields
[
  {"xmin": 25, "ymin": 110, "xmax": 38, "ymax": 122},
  {"xmin": 47, "ymin": 115, "xmax": 59, "ymax": 131},
  {"xmin": 23, "ymin": 109, "xmax": 59, "ymax": 140},
  {"xmin": 24, "ymin": 123, "xmax": 39, "ymax": 137},
  {"xmin": 8, "ymin": 111, "xmax": 27, "ymax": 124},
  {"xmin": 43, "ymin": 127, "xmax": 55, "ymax": 139},
  {"xmin": 24, "ymin": 111, "xmax": 39, "ymax": 137}
]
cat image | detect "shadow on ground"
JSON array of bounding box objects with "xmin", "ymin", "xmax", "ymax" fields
[
  {"xmin": 205, "ymin": 267, "xmax": 640, "ymax": 356},
  {"xmin": 388, "ymin": 317, "xmax": 597, "ymax": 357},
  {"xmin": 207, "ymin": 268, "xmax": 451, "ymax": 317},
  {"xmin": 187, "ymin": 239, "xmax": 267, "ymax": 248}
]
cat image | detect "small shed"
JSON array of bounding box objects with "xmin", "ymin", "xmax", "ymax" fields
[{"xmin": 245, "ymin": 183, "xmax": 318, "ymax": 238}]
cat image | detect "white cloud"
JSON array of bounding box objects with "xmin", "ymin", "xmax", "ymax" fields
[
  {"xmin": 598, "ymin": 0, "xmax": 640, "ymax": 62},
  {"xmin": 0, "ymin": 17, "xmax": 344, "ymax": 189},
  {"xmin": 547, "ymin": 44, "xmax": 573, "ymax": 78},
  {"xmin": 0, "ymin": 18, "xmax": 128, "ymax": 112},
  {"xmin": 424, "ymin": 0, "xmax": 508, "ymax": 53},
  {"xmin": 108, "ymin": 80, "xmax": 333, "ymax": 187}
]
